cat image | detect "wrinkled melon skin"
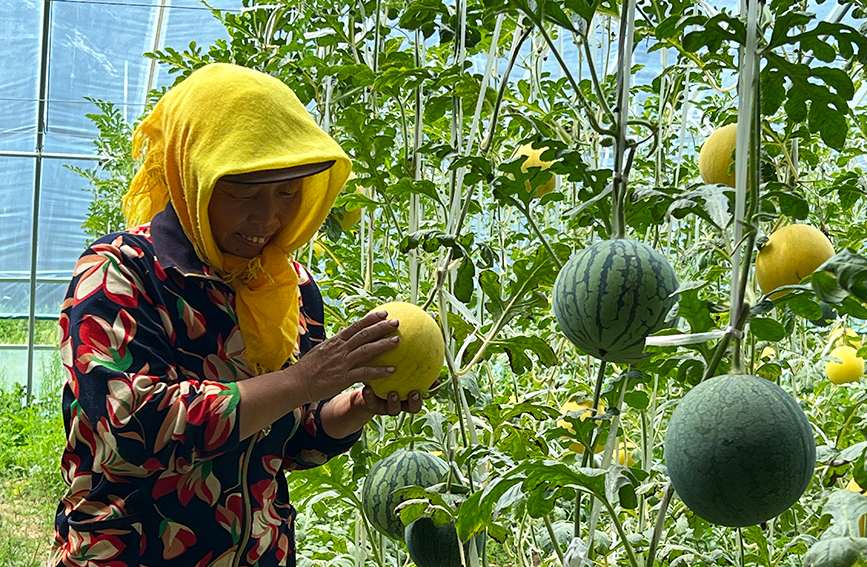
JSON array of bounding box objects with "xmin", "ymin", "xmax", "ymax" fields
[
  {"xmin": 664, "ymin": 375, "xmax": 816, "ymax": 527},
  {"xmin": 361, "ymin": 450, "xmax": 448, "ymax": 541},
  {"xmin": 552, "ymin": 239, "xmax": 678, "ymax": 363},
  {"xmin": 405, "ymin": 518, "xmax": 485, "ymax": 567}
]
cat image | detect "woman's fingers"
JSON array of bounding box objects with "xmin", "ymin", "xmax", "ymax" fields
[
  {"xmin": 344, "ymin": 317, "xmax": 399, "ymax": 353},
  {"xmin": 360, "ymin": 385, "xmax": 424, "ymax": 416},
  {"xmin": 331, "ymin": 311, "xmax": 401, "ymax": 367},
  {"xmin": 334, "ymin": 310, "xmax": 390, "ymax": 344}
]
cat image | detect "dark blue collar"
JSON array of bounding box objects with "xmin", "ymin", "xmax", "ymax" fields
[{"xmin": 150, "ymin": 202, "xmax": 212, "ymax": 278}]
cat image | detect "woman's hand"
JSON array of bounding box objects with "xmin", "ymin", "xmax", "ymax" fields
[
  {"xmin": 358, "ymin": 385, "xmax": 425, "ymax": 416},
  {"xmin": 290, "ymin": 309, "xmax": 401, "ymax": 404},
  {"xmin": 319, "ymin": 385, "xmax": 425, "ymax": 439},
  {"xmin": 238, "ymin": 310, "xmax": 414, "ymax": 440}
]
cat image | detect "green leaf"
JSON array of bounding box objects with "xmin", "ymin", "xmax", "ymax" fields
[
  {"xmin": 809, "ymin": 95, "xmax": 849, "ymax": 151},
  {"xmin": 741, "ymin": 525, "xmax": 771, "ymax": 566},
  {"xmin": 667, "ymin": 184, "xmax": 732, "ymax": 231},
  {"xmin": 823, "ymin": 487, "xmax": 867, "ymax": 539},
  {"xmin": 479, "ymin": 270, "xmax": 507, "ymax": 320},
  {"xmin": 749, "ymin": 316, "xmax": 787, "ymax": 341},
  {"xmin": 399, "ymin": 0, "xmax": 449, "ymax": 38},
  {"xmin": 455, "ymin": 258, "xmax": 475, "ymax": 303},
  {"xmin": 839, "ymin": 296, "xmax": 867, "ymax": 320},
  {"xmin": 481, "ymin": 402, "xmax": 559, "ymax": 431},
  {"xmin": 813, "ymin": 250, "xmax": 867, "ymax": 305},
  {"xmin": 766, "ymin": 10, "xmax": 815, "ymax": 50},
  {"xmin": 623, "ymin": 391, "xmax": 650, "ymax": 410},
  {"xmin": 519, "ymin": 461, "xmax": 609, "ymax": 505},
  {"xmin": 777, "ymin": 191, "xmax": 810, "ymax": 220},
  {"xmin": 562, "ymin": 0, "xmax": 602, "ymax": 25},
  {"xmin": 498, "ymin": 335, "xmax": 559, "ymax": 372},
  {"xmin": 676, "ymin": 281, "xmax": 717, "ymax": 335},
  {"xmin": 455, "ymin": 476, "xmax": 523, "ymax": 542},
  {"xmin": 541, "ymin": 1, "xmax": 579, "ymax": 32},
  {"xmin": 786, "ymin": 296, "xmax": 824, "ymax": 320},
  {"xmin": 802, "ymin": 538, "xmax": 861, "ymax": 567},
  {"xmin": 500, "ymin": 426, "xmax": 550, "ymax": 460}
]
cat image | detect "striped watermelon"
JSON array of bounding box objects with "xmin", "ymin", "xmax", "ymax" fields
[
  {"xmin": 552, "ymin": 239, "xmax": 678, "ymax": 363},
  {"xmin": 361, "ymin": 450, "xmax": 448, "ymax": 541},
  {"xmin": 405, "ymin": 517, "xmax": 486, "ymax": 567}
]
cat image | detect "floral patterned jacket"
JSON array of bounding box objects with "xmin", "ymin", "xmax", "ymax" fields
[{"xmin": 51, "ymin": 203, "xmax": 361, "ymax": 567}]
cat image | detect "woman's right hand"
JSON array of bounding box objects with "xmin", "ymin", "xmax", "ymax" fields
[
  {"xmin": 236, "ymin": 310, "xmax": 401, "ymax": 440},
  {"xmin": 289, "ymin": 310, "xmax": 401, "ymax": 404}
]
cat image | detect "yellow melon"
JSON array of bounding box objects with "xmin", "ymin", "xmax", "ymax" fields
[
  {"xmin": 699, "ymin": 123, "xmax": 738, "ymax": 187},
  {"xmin": 754, "ymin": 224, "xmax": 835, "ymax": 296},
  {"xmin": 512, "ymin": 143, "xmax": 558, "ymax": 199},
  {"xmin": 365, "ymin": 301, "xmax": 445, "ymax": 400},
  {"xmin": 826, "ymin": 345, "xmax": 864, "ymax": 385},
  {"xmin": 614, "ymin": 440, "xmax": 638, "ymax": 467}
]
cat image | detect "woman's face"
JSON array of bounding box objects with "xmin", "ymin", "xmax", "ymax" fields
[{"xmin": 208, "ymin": 176, "xmax": 302, "ymax": 258}]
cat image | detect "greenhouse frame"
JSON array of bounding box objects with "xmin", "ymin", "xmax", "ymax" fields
[{"xmin": 1, "ymin": 0, "xmax": 237, "ymax": 398}]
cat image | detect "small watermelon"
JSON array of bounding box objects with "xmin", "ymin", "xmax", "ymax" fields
[
  {"xmin": 405, "ymin": 517, "xmax": 485, "ymax": 567},
  {"xmin": 664, "ymin": 374, "xmax": 816, "ymax": 527},
  {"xmin": 361, "ymin": 450, "xmax": 448, "ymax": 541},
  {"xmin": 552, "ymin": 239, "xmax": 678, "ymax": 363}
]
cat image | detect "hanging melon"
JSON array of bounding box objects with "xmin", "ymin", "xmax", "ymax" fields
[
  {"xmin": 552, "ymin": 239, "xmax": 678, "ymax": 363},
  {"xmin": 361, "ymin": 450, "xmax": 448, "ymax": 541},
  {"xmin": 664, "ymin": 374, "xmax": 816, "ymax": 527}
]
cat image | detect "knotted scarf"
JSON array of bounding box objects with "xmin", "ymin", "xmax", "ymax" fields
[{"xmin": 122, "ymin": 63, "xmax": 351, "ymax": 374}]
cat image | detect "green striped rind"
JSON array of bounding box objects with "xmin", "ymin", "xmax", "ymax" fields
[
  {"xmin": 552, "ymin": 239, "xmax": 678, "ymax": 363},
  {"xmin": 405, "ymin": 517, "xmax": 485, "ymax": 567},
  {"xmin": 361, "ymin": 450, "xmax": 448, "ymax": 541},
  {"xmin": 664, "ymin": 375, "xmax": 816, "ymax": 527}
]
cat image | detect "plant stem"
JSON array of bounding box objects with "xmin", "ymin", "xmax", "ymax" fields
[
  {"xmin": 543, "ymin": 514, "xmax": 567, "ymax": 566},
  {"xmin": 645, "ymin": 481, "xmax": 675, "ymax": 567},
  {"xmin": 517, "ymin": 201, "xmax": 563, "ymax": 269},
  {"xmin": 730, "ymin": 0, "xmax": 761, "ymax": 371},
  {"xmin": 611, "ymin": 0, "xmax": 637, "ymax": 240},
  {"xmin": 534, "ymin": 20, "xmax": 615, "ymax": 138},
  {"xmin": 480, "ymin": 25, "xmax": 532, "ymax": 154},
  {"xmin": 597, "ymin": 495, "xmax": 642, "ymax": 567},
  {"xmin": 702, "ymin": 302, "xmax": 751, "ymax": 382}
]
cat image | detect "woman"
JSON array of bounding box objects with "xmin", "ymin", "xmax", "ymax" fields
[{"xmin": 51, "ymin": 63, "xmax": 423, "ymax": 566}]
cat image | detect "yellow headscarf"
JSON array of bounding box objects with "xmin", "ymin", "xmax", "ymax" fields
[{"xmin": 123, "ymin": 63, "xmax": 351, "ymax": 374}]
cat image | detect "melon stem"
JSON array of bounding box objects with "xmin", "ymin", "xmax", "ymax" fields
[
  {"xmin": 543, "ymin": 514, "xmax": 567, "ymax": 566},
  {"xmin": 574, "ymin": 360, "xmax": 608, "ymax": 542},
  {"xmin": 645, "ymin": 482, "xmax": 675, "ymax": 567}
]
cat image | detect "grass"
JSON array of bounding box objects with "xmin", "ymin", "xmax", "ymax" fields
[
  {"xmin": 0, "ymin": 382, "xmax": 65, "ymax": 565},
  {"xmin": 0, "ymin": 319, "xmax": 59, "ymax": 346},
  {"xmin": 0, "ymin": 320, "xmax": 65, "ymax": 565}
]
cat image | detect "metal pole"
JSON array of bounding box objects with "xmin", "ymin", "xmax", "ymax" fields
[
  {"xmin": 27, "ymin": 0, "xmax": 53, "ymax": 401},
  {"xmin": 145, "ymin": 0, "xmax": 169, "ymax": 97},
  {"xmin": 0, "ymin": 150, "xmax": 103, "ymax": 160}
]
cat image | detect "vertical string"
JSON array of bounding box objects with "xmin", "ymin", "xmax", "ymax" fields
[{"xmin": 730, "ymin": 0, "xmax": 759, "ymax": 354}]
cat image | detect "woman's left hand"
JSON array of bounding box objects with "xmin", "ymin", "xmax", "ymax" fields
[
  {"xmin": 355, "ymin": 385, "xmax": 425, "ymax": 416},
  {"xmin": 320, "ymin": 384, "xmax": 430, "ymax": 439}
]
